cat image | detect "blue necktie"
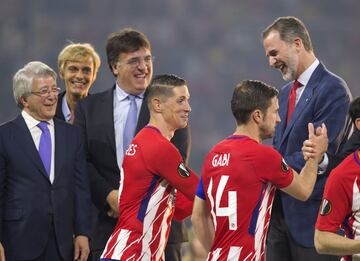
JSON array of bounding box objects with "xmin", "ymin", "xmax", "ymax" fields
[
  {"xmin": 37, "ymin": 121, "xmax": 51, "ymax": 176},
  {"xmin": 123, "ymin": 95, "xmax": 138, "ymax": 153}
]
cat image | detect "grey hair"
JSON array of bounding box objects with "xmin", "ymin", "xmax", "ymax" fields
[{"xmin": 13, "ymin": 61, "xmax": 57, "ymax": 109}]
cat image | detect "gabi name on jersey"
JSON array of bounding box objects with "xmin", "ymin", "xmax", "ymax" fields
[{"xmin": 212, "ymin": 153, "xmax": 230, "ymax": 167}]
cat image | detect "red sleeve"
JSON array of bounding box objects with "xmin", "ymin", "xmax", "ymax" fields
[
  {"xmin": 255, "ymin": 146, "xmax": 294, "ymax": 189},
  {"xmin": 143, "ymin": 139, "xmax": 199, "ymax": 201},
  {"xmin": 173, "ymin": 191, "xmax": 194, "ymax": 221},
  {"xmin": 315, "ymin": 168, "xmax": 351, "ymax": 232}
]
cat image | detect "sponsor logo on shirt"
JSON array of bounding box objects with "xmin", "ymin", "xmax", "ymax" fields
[
  {"xmin": 319, "ymin": 198, "xmax": 332, "ymax": 216},
  {"xmin": 281, "ymin": 158, "xmax": 289, "ymax": 173},
  {"xmin": 178, "ymin": 162, "xmax": 190, "ymax": 178}
]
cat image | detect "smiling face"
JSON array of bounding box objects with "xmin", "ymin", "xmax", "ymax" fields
[
  {"xmin": 112, "ymin": 47, "xmax": 153, "ymax": 95},
  {"xmin": 61, "ymin": 57, "xmax": 96, "ymax": 98},
  {"xmin": 22, "ymin": 75, "xmax": 58, "ymax": 121},
  {"xmin": 161, "ymin": 85, "xmax": 191, "ymax": 130},
  {"xmin": 263, "ymin": 30, "xmax": 299, "ymax": 81}
]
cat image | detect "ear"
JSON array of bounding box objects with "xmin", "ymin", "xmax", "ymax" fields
[
  {"xmin": 252, "ymin": 109, "xmax": 262, "ymax": 124},
  {"xmin": 355, "ymin": 118, "xmax": 360, "ymax": 131},
  {"xmin": 151, "ymin": 97, "xmax": 162, "ymax": 113},
  {"xmin": 111, "ymin": 63, "xmax": 118, "ymax": 76},
  {"xmin": 20, "ymin": 96, "xmax": 29, "ymax": 109},
  {"xmin": 293, "ymin": 37, "xmax": 303, "ymax": 51}
]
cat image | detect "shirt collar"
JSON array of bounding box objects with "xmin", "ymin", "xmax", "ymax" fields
[
  {"xmin": 114, "ymin": 82, "xmax": 145, "ymax": 102},
  {"xmin": 21, "ymin": 110, "xmax": 54, "ymax": 129},
  {"xmin": 61, "ymin": 94, "xmax": 72, "ymax": 122},
  {"xmin": 297, "ymin": 58, "xmax": 319, "ymax": 86}
]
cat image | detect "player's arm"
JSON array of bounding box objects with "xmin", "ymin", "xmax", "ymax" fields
[
  {"xmin": 173, "ymin": 191, "xmax": 194, "ymax": 221},
  {"xmin": 191, "ymin": 177, "xmax": 214, "ymax": 252},
  {"xmin": 192, "ymin": 196, "xmax": 214, "ymax": 252},
  {"xmin": 314, "ymin": 229, "xmax": 360, "ymax": 256},
  {"xmin": 281, "ymin": 123, "xmax": 328, "ymax": 201},
  {"xmin": 149, "ymin": 141, "xmax": 199, "ymax": 200}
]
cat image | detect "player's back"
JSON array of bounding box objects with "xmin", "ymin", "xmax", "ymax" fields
[{"xmin": 201, "ymin": 135, "xmax": 289, "ymax": 261}]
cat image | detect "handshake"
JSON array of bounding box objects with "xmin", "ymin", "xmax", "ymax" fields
[{"xmin": 302, "ymin": 123, "xmax": 328, "ymax": 162}]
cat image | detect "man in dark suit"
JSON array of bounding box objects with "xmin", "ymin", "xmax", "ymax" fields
[
  {"xmin": 55, "ymin": 43, "xmax": 101, "ymax": 123},
  {"xmin": 325, "ymin": 96, "xmax": 360, "ymax": 172},
  {"xmin": 0, "ymin": 61, "xmax": 91, "ymax": 261},
  {"xmin": 75, "ymin": 28, "xmax": 190, "ymax": 261},
  {"xmin": 262, "ymin": 16, "xmax": 352, "ymax": 260}
]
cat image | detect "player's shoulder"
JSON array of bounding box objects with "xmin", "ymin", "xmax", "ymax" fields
[
  {"xmin": 136, "ymin": 126, "xmax": 177, "ymax": 154},
  {"xmin": 329, "ymin": 152, "xmax": 359, "ymax": 183}
]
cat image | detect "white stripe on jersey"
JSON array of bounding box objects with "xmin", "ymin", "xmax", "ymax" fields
[
  {"xmin": 254, "ymin": 183, "xmax": 273, "ymax": 261},
  {"xmin": 207, "ymin": 247, "xmax": 242, "ymax": 261},
  {"xmin": 101, "ymin": 229, "xmax": 131, "ymax": 260},
  {"xmin": 155, "ymin": 202, "xmax": 173, "ymax": 260},
  {"xmin": 227, "ymin": 246, "xmax": 242, "ymax": 260},
  {"xmin": 209, "ymin": 248, "xmax": 221, "ymax": 261},
  {"xmin": 140, "ymin": 183, "xmax": 168, "ymax": 260},
  {"xmin": 352, "ymin": 177, "xmax": 360, "ymax": 212},
  {"xmin": 207, "ymin": 178, "xmax": 217, "ymax": 230},
  {"xmin": 119, "ymin": 167, "xmax": 125, "ymax": 211}
]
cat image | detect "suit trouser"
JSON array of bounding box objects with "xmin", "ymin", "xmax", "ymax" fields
[{"xmin": 266, "ymin": 195, "xmax": 340, "ymax": 261}]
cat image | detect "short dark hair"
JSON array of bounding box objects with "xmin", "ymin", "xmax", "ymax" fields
[
  {"xmin": 262, "ymin": 16, "xmax": 313, "ymax": 52},
  {"xmin": 349, "ymin": 97, "xmax": 360, "ymax": 124},
  {"xmin": 106, "ymin": 28, "xmax": 151, "ymax": 74},
  {"xmin": 146, "ymin": 74, "xmax": 187, "ymax": 106},
  {"xmin": 231, "ymin": 80, "xmax": 279, "ymax": 125}
]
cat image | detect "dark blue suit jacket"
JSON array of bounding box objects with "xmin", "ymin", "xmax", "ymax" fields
[
  {"xmin": 273, "ymin": 62, "xmax": 352, "ymax": 247},
  {"xmin": 0, "ymin": 115, "xmax": 91, "ymax": 260}
]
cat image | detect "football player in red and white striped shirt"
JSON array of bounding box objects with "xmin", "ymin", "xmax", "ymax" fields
[
  {"xmin": 100, "ymin": 74, "xmax": 199, "ymax": 261},
  {"xmin": 191, "ymin": 80, "xmax": 328, "ymax": 261},
  {"xmin": 315, "ymin": 150, "xmax": 360, "ymax": 261}
]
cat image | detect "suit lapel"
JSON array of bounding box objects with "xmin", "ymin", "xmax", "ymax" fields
[
  {"xmin": 12, "ymin": 115, "xmax": 50, "ymax": 179},
  {"xmin": 135, "ymin": 92, "xmax": 150, "ymax": 134},
  {"xmin": 53, "ymin": 119, "xmax": 65, "ymax": 183},
  {"xmin": 279, "ymin": 63, "xmax": 325, "ymax": 148},
  {"xmin": 55, "ymin": 91, "xmax": 66, "ymax": 121},
  {"xmin": 103, "ymin": 87, "xmax": 117, "ymax": 155}
]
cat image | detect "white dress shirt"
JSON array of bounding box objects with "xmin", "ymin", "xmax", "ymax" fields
[{"xmin": 113, "ymin": 84, "xmax": 144, "ymax": 168}]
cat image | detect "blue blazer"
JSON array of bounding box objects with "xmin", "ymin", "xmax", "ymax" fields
[
  {"xmin": 0, "ymin": 115, "xmax": 91, "ymax": 260},
  {"xmin": 273, "ymin": 62, "xmax": 352, "ymax": 247}
]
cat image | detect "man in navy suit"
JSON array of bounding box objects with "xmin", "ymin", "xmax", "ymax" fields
[
  {"xmin": 55, "ymin": 43, "xmax": 101, "ymax": 124},
  {"xmin": 75, "ymin": 28, "xmax": 190, "ymax": 261},
  {"xmin": 262, "ymin": 16, "xmax": 352, "ymax": 260},
  {"xmin": 0, "ymin": 61, "xmax": 91, "ymax": 261}
]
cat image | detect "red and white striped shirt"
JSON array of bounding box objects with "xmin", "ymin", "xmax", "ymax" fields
[
  {"xmin": 316, "ymin": 150, "xmax": 360, "ymax": 261},
  {"xmin": 101, "ymin": 126, "xmax": 198, "ymax": 261},
  {"xmin": 197, "ymin": 135, "xmax": 293, "ymax": 261}
]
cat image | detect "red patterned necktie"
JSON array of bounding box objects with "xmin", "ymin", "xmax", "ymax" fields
[{"xmin": 287, "ymin": 80, "xmax": 301, "ymax": 123}]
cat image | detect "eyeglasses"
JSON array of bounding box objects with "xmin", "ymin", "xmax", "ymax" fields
[
  {"xmin": 118, "ymin": 55, "xmax": 154, "ymax": 68},
  {"xmin": 31, "ymin": 87, "xmax": 61, "ymax": 98}
]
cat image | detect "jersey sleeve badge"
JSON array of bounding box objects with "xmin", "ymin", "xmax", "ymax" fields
[
  {"xmin": 178, "ymin": 162, "xmax": 190, "ymax": 178},
  {"xmin": 319, "ymin": 198, "xmax": 332, "ymax": 216},
  {"xmin": 281, "ymin": 158, "xmax": 289, "ymax": 173}
]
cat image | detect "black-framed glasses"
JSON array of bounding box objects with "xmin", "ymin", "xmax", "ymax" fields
[
  {"xmin": 31, "ymin": 87, "xmax": 61, "ymax": 98},
  {"xmin": 118, "ymin": 55, "xmax": 154, "ymax": 68}
]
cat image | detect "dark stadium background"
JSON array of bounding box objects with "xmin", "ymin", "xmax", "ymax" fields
[{"xmin": 1, "ymin": 0, "xmax": 359, "ymax": 174}]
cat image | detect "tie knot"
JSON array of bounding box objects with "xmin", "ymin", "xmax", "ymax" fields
[
  {"xmin": 293, "ymin": 80, "xmax": 302, "ymax": 90},
  {"xmin": 37, "ymin": 121, "xmax": 49, "ymax": 132},
  {"xmin": 128, "ymin": 95, "xmax": 136, "ymax": 102}
]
